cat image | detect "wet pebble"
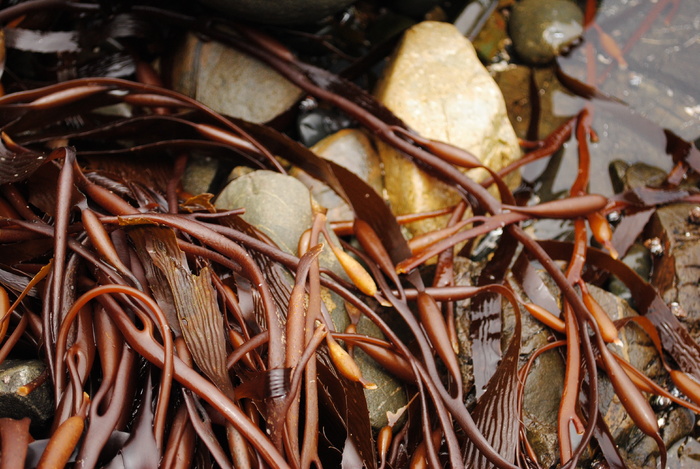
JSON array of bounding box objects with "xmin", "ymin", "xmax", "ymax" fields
[
  {"xmin": 297, "ymin": 102, "xmax": 354, "ymax": 147},
  {"xmin": 0, "ymin": 360, "xmax": 53, "ymax": 431},
  {"xmin": 509, "ymin": 0, "xmax": 584, "ymax": 65},
  {"xmin": 668, "ymin": 436, "xmax": 700, "ymax": 469},
  {"xmin": 607, "ymin": 243, "xmax": 652, "ymax": 303},
  {"xmin": 648, "ymin": 204, "xmax": 700, "ymax": 337}
]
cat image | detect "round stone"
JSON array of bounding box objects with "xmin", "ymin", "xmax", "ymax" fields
[{"xmin": 509, "ymin": 0, "xmax": 584, "ymax": 64}]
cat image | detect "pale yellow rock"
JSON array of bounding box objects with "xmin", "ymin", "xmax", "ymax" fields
[
  {"xmin": 171, "ymin": 33, "xmax": 303, "ymax": 123},
  {"xmin": 292, "ymin": 129, "xmax": 383, "ymax": 222},
  {"xmin": 375, "ymin": 21, "xmax": 520, "ymax": 236}
]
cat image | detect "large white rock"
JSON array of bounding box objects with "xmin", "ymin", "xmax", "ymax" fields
[
  {"xmin": 171, "ymin": 33, "xmax": 303, "ymax": 124},
  {"xmin": 375, "ymin": 21, "xmax": 520, "ymax": 235}
]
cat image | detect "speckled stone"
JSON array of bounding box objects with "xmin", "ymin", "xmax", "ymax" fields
[
  {"xmin": 0, "ymin": 360, "xmax": 53, "ymax": 429},
  {"xmin": 509, "ymin": 0, "xmax": 584, "ymax": 65},
  {"xmin": 171, "ymin": 33, "xmax": 302, "ymax": 124},
  {"xmin": 374, "ymin": 21, "xmax": 520, "ymax": 236}
]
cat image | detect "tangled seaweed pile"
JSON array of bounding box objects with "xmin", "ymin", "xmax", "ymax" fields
[{"xmin": 0, "ymin": 1, "xmax": 698, "ymax": 468}]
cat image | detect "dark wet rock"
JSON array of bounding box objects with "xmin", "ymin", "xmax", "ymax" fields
[
  {"xmin": 494, "ymin": 65, "xmax": 579, "ymax": 141},
  {"xmin": 198, "ymin": 0, "xmax": 354, "ymax": 25},
  {"xmin": 647, "ymin": 203, "xmax": 700, "ymax": 337},
  {"xmin": 505, "ymin": 266, "xmax": 667, "ymax": 466},
  {"xmin": 181, "ymin": 155, "xmax": 222, "ymax": 197},
  {"xmin": 292, "ymin": 129, "xmax": 383, "ymax": 222},
  {"xmin": 521, "ymin": 333, "xmax": 565, "ymax": 469},
  {"xmin": 297, "ymin": 104, "xmax": 354, "ymax": 148},
  {"xmin": 502, "ymin": 272, "xmax": 565, "ymax": 467},
  {"xmin": 661, "ymin": 407, "xmax": 695, "ymax": 452},
  {"xmin": 623, "ymin": 162, "xmax": 668, "ymax": 190},
  {"xmin": 589, "ymin": 284, "xmax": 663, "ymax": 380},
  {"xmin": 354, "ymin": 316, "xmax": 408, "ymax": 430},
  {"xmin": 588, "ymin": 284, "xmax": 669, "ymax": 468},
  {"xmin": 606, "ymin": 243, "xmax": 652, "ymax": 303},
  {"xmin": 618, "ymin": 404, "xmax": 693, "ymax": 469},
  {"xmin": 667, "ymin": 435, "xmax": 700, "ymax": 469},
  {"xmin": 609, "ymin": 159, "xmax": 629, "ymax": 194},
  {"xmin": 509, "ymin": 0, "xmax": 584, "ymax": 65},
  {"xmin": 453, "ymin": 257, "xmax": 486, "ymax": 397},
  {"xmin": 171, "ymin": 33, "xmax": 303, "ymax": 124},
  {"xmin": 0, "ymin": 359, "xmax": 53, "ymax": 430}
]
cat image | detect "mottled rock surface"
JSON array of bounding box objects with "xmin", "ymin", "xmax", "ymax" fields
[
  {"xmin": 171, "ymin": 33, "xmax": 302, "ymax": 123},
  {"xmin": 648, "ymin": 203, "xmax": 700, "ymax": 337},
  {"xmin": 374, "ymin": 21, "xmax": 520, "ymax": 235},
  {"xmin": 215, "ymin": 170, "xmax": 313, "ymax": 256},
  {"xmin": 0, "ymin": 359, "xmax": 53, "ymax": 430},
  {"xmin": 509, "ymin": 0, "xmax": 583, "ymax": 65},
  {"xmin": 181, "ymin": 155, "xmax": 221, "ymax": 196}
]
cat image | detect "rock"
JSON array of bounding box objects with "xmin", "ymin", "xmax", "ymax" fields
[
  {"xmin": 374, "ymin": 21, "xmax": 520, "ymax": 236},
  {"xmin": 588, "ymin": 284, "xmax": 669, "ymax": 467},
  {"xmin": 198, "ymin": 0, "xmax": 353, "ymax": 25},
  {"xmin": 623, "ymin": 162, "xmax": 668, "ymax": 190},
  {"xmin": 292, "ymin": 129, "xmax": 383, "ymax": 222},
  {"xmin": 0, "ymin": 359, "xmax": 53, "ymax": 430},
  {"xmin": 181, "ymin": 155, "xmax": 221, "ymax": 196},
  {"xmin": 215, "ymin": 170, "xmax": 347, "ymax": 309},
  {"xmin": 215, "ymin": 171, "xmax": 407, "ymax": 427},
  {"xmin": 507, "ymin": 266, "xmax": 666, "ymax": 466},
  {"xmin": 494, "ymin": 65, "xmax": 579, "ymax": 140},
  {"xmin": 509, "ymin": 0, "xmax": 583, "ymax": 65},
  {"xmin": 171, "ymin": 33, "xmax": 303, "ymax": 124},
  {"xmin": 611, "ymin": 160, "xmax": 672, "ymax": 194},
  {"xmin": 297, "ymin": 103, "xmax": 354, "ymax": 147},
  {"xmin": 667, "ymin": 436, "xmax": 700, "ymax": 469},
  {"xmin": 215, "ymin": 170, "xmax": 349, "ymax": 332},
  {"xmin": 660, "ymin": 407, "xmax": 695, "ymax": 453},
  {"xmin": 471, "ymin": 7, "xmax": 509, "ymax": 62},
  {"xmin": 647, "ymin": 203, "xmax": 700, "ymax": 337},
  {"xmin": 606, "ymin": 243, "xmax": 652, "ymax": 304},
  {"xmin": 354, "ymin": 316, "xmax": 408, "ymax": 429},
  {"xmin": 520, "ymin": 333, "xmax": 565, "ymax": 469},
  {"xmin": 215, "ymin": 170, "xmax": 313, "ymax": 255}
]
